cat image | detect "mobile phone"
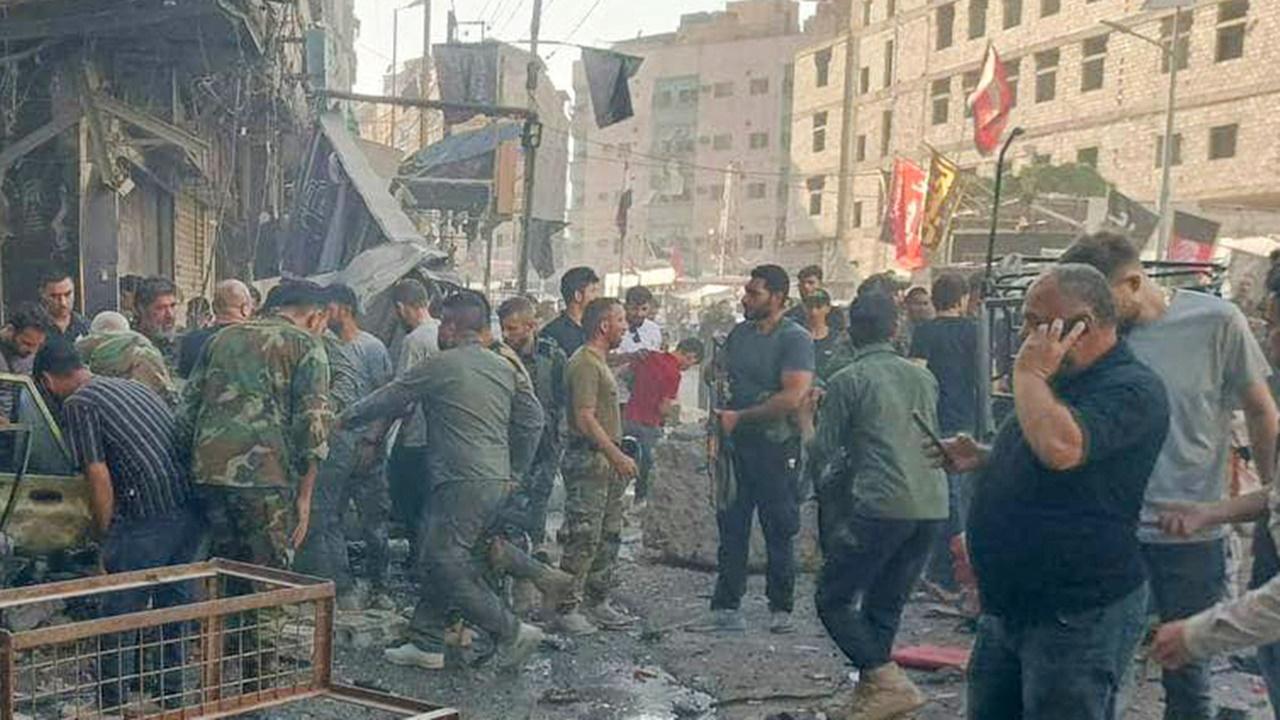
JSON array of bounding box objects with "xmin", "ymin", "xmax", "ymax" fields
[
  {"xmin": 912, "ymin": 411, "xmax": 949, "ymax": 461},
  {"xmin": 1062, "ymin": 315, "xmax": 1090, "ymax": 340}
]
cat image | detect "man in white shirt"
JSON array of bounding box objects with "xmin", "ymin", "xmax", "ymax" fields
[{"xmin": 387, "ymin": 279, "xmax": 439, "ymax": 552}]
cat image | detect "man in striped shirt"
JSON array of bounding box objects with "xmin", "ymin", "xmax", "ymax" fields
[{"xmin": 34, "ymin": 338, "xmax": 200, "ymax": 711}]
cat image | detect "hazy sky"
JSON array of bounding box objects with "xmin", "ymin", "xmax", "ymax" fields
[{"xmin": 351, "ymin": 0, "xmax": 752, "ymax": 98}]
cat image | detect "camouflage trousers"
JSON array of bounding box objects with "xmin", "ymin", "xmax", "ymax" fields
[
  {"xmin": 516, "ymin": 457, "xmax": 559, "ymax": 549},
  {"xmin": 296, "ymin": 434, "xmax": 391, "ymax": 593},
  {"xmin": 558, "ymin": 448, "xmax": 626, "ymax": 611},
  {"xmin": 199, "ymin": 486, "xmax": 295, "ymax": 569}
]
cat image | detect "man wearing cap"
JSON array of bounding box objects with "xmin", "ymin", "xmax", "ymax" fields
[{"xmin": 803, "ymin": 289, "xmax": 850, "ymax": 382}]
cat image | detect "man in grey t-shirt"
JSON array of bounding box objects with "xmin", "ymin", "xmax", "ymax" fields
[
  {"xmin": 1063, "ymin": 234, "xmax": 1279, "ymax": 720},
  {"xmin": 388, "ymin": 279, "xmax": 439, "ymax": 550}
]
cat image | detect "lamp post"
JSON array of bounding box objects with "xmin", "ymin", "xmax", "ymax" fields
[{"xmin": 1102, "ymin": 0, "xmax": 1192, "ymax": 258}]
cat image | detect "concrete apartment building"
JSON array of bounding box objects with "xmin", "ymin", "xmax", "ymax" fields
[
  {"xmin": 566, "ymin": 1, "xmax": 810, "ymax": 278},
  {"xmin": 791, "ymin": 0, "xmax": 1279, "ymax": 277}
]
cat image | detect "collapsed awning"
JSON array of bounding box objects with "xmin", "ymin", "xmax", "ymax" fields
[
  {"xmin": 401, "ymin": 121, "xmax": 522, "ymax": 177},
  {"xmin": 319, "ymin": 112, "xmax": 423, "ymax": 246}
]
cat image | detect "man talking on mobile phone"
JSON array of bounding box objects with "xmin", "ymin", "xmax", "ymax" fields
[{"xmin": 932, "ymin": 264, "xmax": 1170, "ymax": 720}]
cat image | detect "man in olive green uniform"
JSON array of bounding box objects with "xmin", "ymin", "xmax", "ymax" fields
[
  {"xmin": 180, "ymin": 280, "xmax": 332, "ymax": 568},
  {"xmin": 77, "ymin": 311, "xmax": 176, "ymax": 404},
  {"xmin": 555, "ymin": 298, "xmax": 639, "ymax": 637},
  {"xmin": 341, "ymin": 291, "xmax": 545, "ymax": 672},
  {"xmin": 808, "ymin": 293, "xmax": 948, "ymax": 720}
]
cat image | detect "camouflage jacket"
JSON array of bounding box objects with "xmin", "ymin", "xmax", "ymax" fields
[
  {"xmin": 76, "ymin": 331, "xmax": 176, "ymax": 404},
  {"xmin": 179, "ymin": 316, "xmax": 332, "ymax": 489},
  {"xmin": 515, "ymin": 336, "xmax": 566, "ymax": 473}
]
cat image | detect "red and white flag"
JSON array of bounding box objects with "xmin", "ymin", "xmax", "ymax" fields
[
  {"xmin": 883, "ymin": 158, "xmax": 929, "ymax": 271},
  {"xmin": 1168, "ymin": 211, "xmax": 1220, "ymax": 263},
  {"xmin": 966, "ymin": 45, "xmax": 1013, "ymax": 156}
]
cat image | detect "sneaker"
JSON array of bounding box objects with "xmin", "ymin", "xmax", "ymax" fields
[
  {"xmin": 846, "ymin": 662, "xmax": 927, "ymax": 720},
  {"xmin": 495, "ymin": 622, "xmax": 545, "ymax": 671},
  {"xmin": 587, "ymin": 599, "xmax": 637, "ymax": 630},
  {"xmin": 769, "ymin": 611, "xmax": 795, "ymax": 635},
  {"xmin": 686, "ymin": 608, "xmax": 746, "ymax": 634},
  {"xmin": 553, "ymin": 610, "xmax": 599, "ymax": 636},
  {"xmin": 383, "ymin": 642, "xmax": 445, "ymax": 670}
]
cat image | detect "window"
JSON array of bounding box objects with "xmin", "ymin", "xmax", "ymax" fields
[
  {"xmin": 860, "ymin": 66, "xmax": 871, "ymax": 94},
  {"xmin": 969, "ymin": 0, "xmax": 988, "ymax": 39},
  {"xmin": 815, "ymin": 48, "xmax": 833, "ymax": 87},
  {"xmin": 1209, "ymin": 124, "xmax": 1238, "ymax": 159},
  {"xmin": 783, "ymin": 63, "xmax": 795, "ymax": 95},
  {"xmin": 1076, "ymin": 146, "xmax": 1099, "ymax": 168},
  {"xmin": 931, "ymin": 78, "xmax": 951, "ymax": 125},
  {"xmin": 1160, "ymin": 13, "xmax": 1193, "ymax": 73},
  {"xmin": 1035, "ymin": 49, "xmax": 1059, "ymax": 103},
  {"xmin": 807, "ymin": 176, "xmax": 825, "ymax": 216},
  {"xmin": 854, "ymin": 201, "xmax": 865, "ymax": 228},
  {"xmin": 750, "ymin": 77, "xmax": 770, "ymax": 95},
  {"xmin": 749, "ymin": 132, "xmax": 769, "ymax": 149},
  {"xmin": 863, "ymin": 0, "xmax": 874, "ymax": 26},
  {"xmin": 1040, "ymin": 0, "xmax": 1059, "ymax": 17},
  {"xmin": 713, "ymin": 134, "xmax": 732, "ymax": 150},
  {"xmin": 597, "ymin": 192, "xmax": 610, "ymax": 201},
  {"xmin": 1005, "ymin": 58, "xmax": 1021, "ymax": 106},
  {"xmin": 1216, "ymin": 1, "xmax": 1249, "ymax": 62},
  {"xmin": 812, "ymin": 112, "xmax": 828, "ymax": 152},
  {"xmin": 887, "ymin": 0, "xmax": 896, "ymax": 16},
  {"xmin": 884, "ymin": 40, "xmax": 895, "ymax": 87},
  {"xmin": 937, "ymin": 3, "xmax": 956, "ymax": 50},
  {"xmin": 962, "ymin": 70, "xmax": 980, "ymax": 117},
  {"xmin": 781, "ymin": 129, "xmax": 791, "ymax": 149},
  {"xmin": 655, "ymin": 90, "xmax": 672, "ymax": 108},
  {"xmin": 747, "ymin": 182, "xmax": 768, "ymax": 200},
  {"xmin": 745, "ymin": 233, "xmax": 765, "ymax": 250},
  {"xmin": 1155, "ymin": 133, "xmax": 1183, "ymax": 168},
  {"xmin": 678, "ymin": 88, "xmax": 698, "ymax": 104},
  {"xmin": 713, "ymin": 82, "xmax": 734, "ymax": 98},
  {"xmin": 1081, "ymin": 35, "xmax": 1108, "ymax": 92},
  {"xmin": 881, "ymin": 110, "xmax": 893, "ymax": 156},
  {"xmin": 1003, "ymin": 0, "xmax": 1022, "ymax": 28}
]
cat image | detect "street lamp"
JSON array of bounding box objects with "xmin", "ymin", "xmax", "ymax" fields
[{"xmin": 1101, "ymin": 0, "xmax": 1194, "ymax": 260}]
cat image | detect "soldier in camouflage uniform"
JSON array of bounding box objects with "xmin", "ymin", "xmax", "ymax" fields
[
  {"xmin": 342, "ymin": 291, "xmax": 546, "ymax": 672},
  {"xmin": 296, "ymin": 285, "xmax": 394, "ymax": 610},
  {"xmin": 77, "ymin": 312, "xmax": 176, "ymax": 404},
  {"xmin": 555, "ymin": 298, "xmax": 639, "ymax": 637},
  {"xmin": 179, "ymin": 280, "xmax": 332, "ymax": 569},
  {"xmin": 497, "ymin": 296, "xmax": 566, "ymax": 549}
]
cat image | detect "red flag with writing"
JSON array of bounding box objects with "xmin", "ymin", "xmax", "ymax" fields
[
  {"xmin": 1168, "ymin": 211, "xmax": 1220, "ymax": 263},
  {"xmin": 966, "ymin": 45, "xmax": 1013, "ymax": 156},
  {"xmin": 885, "ymin": 158, "xmax": 929, "ymax": 271}
]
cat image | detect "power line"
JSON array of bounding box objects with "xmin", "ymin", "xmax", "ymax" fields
[
  {"xmin": 493, "ymin": 0, "xmax": 530, "ymax": 37},
  {"xmin": 560, "ymin": 0, "xmax": 606, "ymax": 44}
]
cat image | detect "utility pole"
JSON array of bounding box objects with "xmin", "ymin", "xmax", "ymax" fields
[
  {"xmin": 1102, "ymin": 2, "xmax": 1188, "ymax": 258},
  {"xmin": 390, "ymin": 9, "xmax": 399, "ymax": 148},
  {"xmin": 515, "ymin": 0, "xmax": 543, "ymax": 294},
  {"xmin": 420, "ymin": 0, "xmax": 431, "ymax": 148}
]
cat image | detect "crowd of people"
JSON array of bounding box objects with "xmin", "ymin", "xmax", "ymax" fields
[{"xmin": 10, "ymin": 237, "xmax": 1280, "ymax": 719}]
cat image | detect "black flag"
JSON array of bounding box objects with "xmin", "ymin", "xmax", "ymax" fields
[
  {"xmin": 528, "ymin": 218, "xmax": 568, "ymax": 279},
  {"xmin": 582, "ymin": 48, "xmax": 643, "ymax": 129},
  {"xmin": 1105, "ymin": 190, "xmax": 1160, "ymax": 248}
]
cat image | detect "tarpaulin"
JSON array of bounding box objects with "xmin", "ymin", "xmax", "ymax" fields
[
  {"xmin": 581, "ymin": 48, "xmax": 643, "ymax": 129},
  {"xmin": 402, "ymin": 121, "xmax": 522, "ymax": 176}
]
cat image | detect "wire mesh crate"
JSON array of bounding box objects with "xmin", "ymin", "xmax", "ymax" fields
[{"xmin": 0, "ymin": 558, "xmax": 458, "ymax": 719}]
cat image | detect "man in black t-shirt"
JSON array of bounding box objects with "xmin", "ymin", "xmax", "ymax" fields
[
  {"xmin": 910, "ymin": 273, "xmax": 978, "ymax": 590},
  {"xmin": 932, "ymin": 264, "xmax": 1169, "ymax": 720}
]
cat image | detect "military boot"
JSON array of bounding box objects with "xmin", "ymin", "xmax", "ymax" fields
[{"xmin": 845, "ymin": 663, "xmax": 927, "ymax": 720}]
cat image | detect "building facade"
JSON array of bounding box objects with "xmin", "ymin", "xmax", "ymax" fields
[
  {"xmin": 791, "ymin": 0, "xmax": 1279, "ymax": 277},
  {"xmin": 566, "ymin": 0, "xmax": 810, "ymax": 278}
]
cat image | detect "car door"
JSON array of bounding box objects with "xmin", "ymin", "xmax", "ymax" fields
[{"xmin": 0, "ymin": 373, "xmax": 92, "ymax": 555}]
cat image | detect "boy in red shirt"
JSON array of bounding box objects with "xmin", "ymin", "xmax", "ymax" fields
[{"xmin": 623, "ymin": 338, "xmax": 705, "ymax": 503}]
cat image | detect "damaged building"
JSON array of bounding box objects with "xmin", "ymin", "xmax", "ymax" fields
[{"xmin": 0, "ymin": 0, "xmax": 360, "ymax": 317}]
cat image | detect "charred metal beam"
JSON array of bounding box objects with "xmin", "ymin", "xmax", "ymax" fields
[
  {"xmin": 94, "ymin": 93, "xmax": 209, "ymax": 172},
  {"xmin": 0, "ymin": 111, "xmax": 81, "ymax": 176}
]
